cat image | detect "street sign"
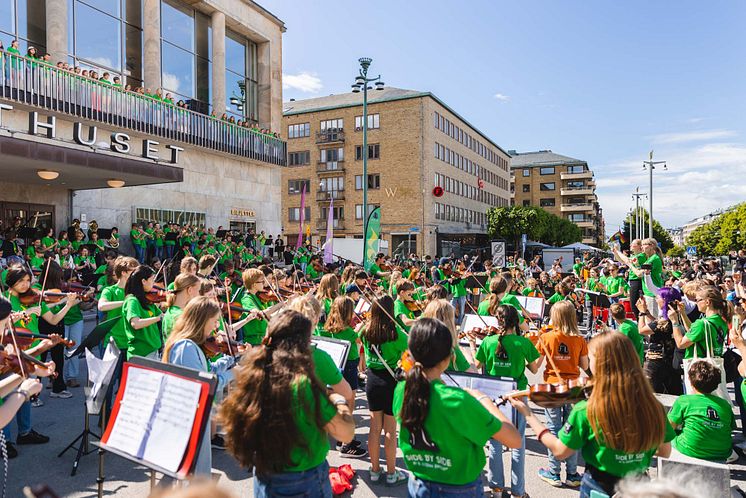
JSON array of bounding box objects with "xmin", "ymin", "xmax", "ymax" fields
[
  {"xmin": 686, "ymin": 246, "xmax": 697, "ymax": 256},
  {"xmin": 408, "ymin": 227, "xmax": 420, "ymax": 232},
  {"xmin": 491, "ymin": 241, "xmax": 506, "ymax": 267}
]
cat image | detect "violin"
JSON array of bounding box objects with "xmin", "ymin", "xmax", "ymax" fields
[
  {"xmin": 2, "ymin": 327, "xmax": 75, "ymax": 349},
  {"xmin": 403, "ymin": 299, "xmax": 423, "ymax": 316},
  {"xmin": 18, "ymin": 288, "xmax": 66, "ymax": 306},
  {"xmin": 200, "ymin": 334, "xmax": 248, "ymax": 359},
  {"xmin": 0, "ymin": 346, "xmax": 56, "ymax": 377},
  {"xmin": 61, "ymin": 281, "xmax": 96, "ymax": 301},
  {"xmin": 498, "ymin": 378, "xmax": 591, "ymax": 409},
  {"xmin": 220, "ymin": 301, "xmax": 253, "ymax": 321},
  {"xmin": 257, "ymin": 289, "xmax": 280, "ymax": 304},
  {"xmin": 460, "ymin": 325, "xmax": 500, "ymax": 341},
  {"xmin": 146, "ymin": 286, "xmax": 169, "ymax": 304}
]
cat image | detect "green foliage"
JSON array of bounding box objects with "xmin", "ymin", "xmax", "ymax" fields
[
  {"xmin": 685, "ymin": 202, "xmax": 746, "ymax": 256},
  {"xmin": 667, "ymin": 245, "xmax": 685, "ymax": 258},
  {"xmin": 487, "ymin": 206, "xmax": 582, "ymax": 247},
  {"xmin": 621, "ymin": 208, "xmax": 674, "ymax": 253}
]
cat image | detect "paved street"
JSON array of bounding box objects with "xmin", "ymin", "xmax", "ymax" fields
[{"xmin": 6, "ymin": 318, "xmax": 746, "ymax": 497}]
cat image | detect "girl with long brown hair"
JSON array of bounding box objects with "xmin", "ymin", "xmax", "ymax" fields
[
  {"xmin": 161, "ymin": 273, "xmax": 201, "ymax": 340},
  {"xmin": 359, "ymin": 295, "xmax": 408, "ymax": 486},
  {"xmin": 512, "ymin": 331, "xmax": 674, "ymax": 497},
  {"xmin": 421, "ymin": 299, "xmax": 472, "ymax": 371},
  {"xmin": 220, "ymin": 310, "xmax": 355, "ymax": 497},
  {"xmin": 315, "ymin": 273, "xmax": 339, "ymax": 317},
  {"xmin": 163, "ymin": 296, "xmax": 235, "ymax": 476},
  {"xmin": 322, "ymin": 296, "xmax": 362, "ymax": 389}
]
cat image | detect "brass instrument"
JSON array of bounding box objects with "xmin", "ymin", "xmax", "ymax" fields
[
  {"xmin": 108, "ymin": 234, "xmax": 119, "ymax": 249},
  {"xmin": 89, "ymin": 220, "xmax": 99, "ymax": 235}
]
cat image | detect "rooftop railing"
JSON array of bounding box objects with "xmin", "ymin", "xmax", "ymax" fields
[{"xmin": 0, "ymin": 52, "xmax": 287, "ymax": 166}]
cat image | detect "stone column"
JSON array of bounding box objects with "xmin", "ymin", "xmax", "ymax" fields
[
  {"xmin": 45, "ymin": 0, "xmax": 68, "ymax": 62},
  {"xmin": 142, "ymin": 0, "xmax": 161, "ymax": 90},
  {"xmin": 211, "ymin": 11, "xmax": 226, "ymax": 115},
  {"xmin": 256, "ymin": 41, "xmax": 271, "ymax": 128}
]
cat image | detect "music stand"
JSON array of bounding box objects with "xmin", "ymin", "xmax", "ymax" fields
[
  {"xmin": 16, "ymin": 227, "xmax": 39, "ymax": 240},
  {"xmin": 165, "ymin": 232, "xmax": 178, "ymax": 244},
  {"xmin": 66, "ymin": 317, "xmax": 121, "ymax": 359},
  {"xmin": 465, "ymin": 273, "xmax": 489, "ymax": 291},
  {"xmin": 97, "ymin": 228, "xmax": 113, "ymax": 240},
  {"xmin": 216, "ymin": 230, "xmax": 227, "ymax": 238}
]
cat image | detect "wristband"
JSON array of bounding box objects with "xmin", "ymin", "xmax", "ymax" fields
[
  {"xmin": 477, "ymin": 395, "xmax": 491, "ymax": 403},
  {"xmin": 537, "ymin": 428, "xmax": 551, "ymax": 441},
  {"xmin": 333, "ymin": 398, "xmax": 348, "ymax": 406},
  {"xmin": 15, "ymin": 390, "xmax": 30, "ymax": 402}
]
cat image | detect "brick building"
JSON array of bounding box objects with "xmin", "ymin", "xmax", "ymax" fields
[
  {"xmin": 509, "ymin": 150, "xmax": 605, "ymax": 246},
  {"xmin": 282, "ymin": 87, "xmax": 512, "ymax": 258}
]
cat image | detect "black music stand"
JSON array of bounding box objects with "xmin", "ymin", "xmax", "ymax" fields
[
  {"xmin": 465, "ymin": 274, "xmax": 489, "ymax": 291},
  {"xmin": 97, "ymin": 229, "xmax": 113, "ymax": 240},
  {"xmin": 585, "ymin": 290, "xmax": 611, "ymax": 309},
  {"xmin": 65, "ymin": 317, "xmax": 121, "ymax": 359},
  {"xmin": 216, "ymin": 230, "xmax": 227, "ymax": 239}
]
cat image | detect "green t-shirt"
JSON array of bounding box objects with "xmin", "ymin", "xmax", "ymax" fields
[
  {"xmin": 122, "ymin": 295, "xmax": 162, "ymax": 359},
  {"xmin": 668, "ymin": 394, "xmax": 735, "ymax": 461},
  {"xmin": 548, "ymin": 292, "xmax": 567, "ymax": 304},
  {"xmin": 450, "ymin": 277, "xmax": 467, "ymax": 298},
  {"xmin": 628, "ymin": 253, "xmax": 646, "ymax": 282},
  {"xmin": 684, "ymin": 315, "xmax": 727, "ymax": 359},
  {"xmin": 558, "ymin": 400, "xmax": 675, "ymax": 478},
  {"xmin": 393, "ymin": 380, "xmax": 501, "ymax": 485},
  {"xmin": 41, "ymin": 236, "xmax": 55, "ymax": 250},
  {"xmin": 641, "ymin": 253, "xmax": 663, "ymax": 297},
  {"xmin": 7, "ymin": 292, "xmax": 49, "ymax": 334},
  {"xmin": 286, "ymin": 376, "xmax": 337, "ymax": 472},
  {"xmin": 605, "ymin": 276, "xmax": 628, "ymax": 297},
  {"xmin": 319, "ymin": 326, "xmax": 360, "ymax": 361},
  {"xmin": 361, "ymin": 328, "xmax": 408, "ymax": 370},
  {"xmin": 476, "ymin": 295, "xmax": 524, "ymax": 323},
  {"xmin": 312, "ymin": 346, "xmax": 343, "ymax": 385},
  {"xmin": 369, "ymin": 263, "xmax": 383, "ymax": 278},
  {"xmin": 306, "ymin": 265, "xmax": 320, "ymax": 281},
  {"xmin": 239, "ymin": 292, "xmax": 267, "ymax": 346},
  {"xmin": 164, "ymin": 227, "xmax": 176, "ymax": 246},
  {"xmin": 475, "ymin": 334, "xmax": 539, "ymax": 389},
  {"xmin": 573, "ymin": 263, "xmax": 584, "ymax": 277},
  {"xmin": 394, "ymin": 298, "xmax": 415, "ymax": 332},
  {"xmin": 618, "ymin": 319, "xmax": 644, "ymax": 365},
  {"xmin": 130, "ymin": 229, "xmax": 145, "ymax": 248},
  {"xmin": 162, "ymin": 305, "xmax": 182, "ymax": 339},
  {"xmin": 63, "ymin": 303, "xmax": 83, "ymax": 325},
  {"xmin": 448, "ymin": 346, "xmax": 470, "ymax": 372},
  {"xmin": 101, "ymin": 285, "xmax": 127, "ymax": 349},
  {"xmin": 58, "ymin": 239, "xmax": 70, "ymax": 249}
]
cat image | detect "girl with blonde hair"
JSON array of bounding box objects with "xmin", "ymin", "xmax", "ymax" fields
[
  {"xmin": 422, "ymin": 299, "xmax": 472, "ymax": 372},
  {"xmin": 162, "ymin": 273, "xmax": 201, "ymax": 339}
]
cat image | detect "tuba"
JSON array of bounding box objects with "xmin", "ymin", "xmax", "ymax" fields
[{"xmin": 108, "ymin": 233, "xmax": 119, "ymax": 249}]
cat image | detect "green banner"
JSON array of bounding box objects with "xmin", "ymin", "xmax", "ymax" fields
[{"xmin": 363, "ymin": 207, "xmax": 381, "ymax": 271}]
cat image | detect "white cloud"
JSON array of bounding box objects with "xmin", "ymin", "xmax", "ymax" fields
[
  {"xmin": 686, "ymin": 117, "xmax": 705, "ymax": 124},
  {"xmin": 650, "ymin": 129, "xmax": 737, "ymax": 144},
  {"xmin": 162, "ymin": 73, "xmax": 181, "ymax": 94},
  {"xmin": 283, "ymin": 72, "xmax": 323, "ymax": 93},
  {"xmin": 493, "ymin": 93, "xmax": 510, "ymax": 102}
]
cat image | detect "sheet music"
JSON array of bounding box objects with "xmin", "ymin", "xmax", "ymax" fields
[
  {"xmin": 443, "ymin": 373, "xmax": 516, "ymax": 420},
  {"xmin": 106, "ymin": 367, "xmax": 162, "ymax": 457},
  {"xmin": 515, "ymin": 296, "xmax": 545, "ymax": 320},
  {"xmin": 354, "ymin": 299, "xmax": 371, "ymax": 315},
  {"xmin": 461, "ymin": 314, "xmax": 499, "ymax": 331},
  {"xmin": 142, "ymin": 375, "xmax": 202, "ymax": 473},
  {"xmin": 311, "ymin": 337, "xmax": 349, "ymax": 369}
]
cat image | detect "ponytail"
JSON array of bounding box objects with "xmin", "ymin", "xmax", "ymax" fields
[
  {"xmin": 487, "ymin": 276, "xmax": 508, "ymax": 316},
  {"xmin": 699, "ymin": 285, "xmax": 731, "ymax": 323},
  {"xmin": 495, "ymin": 305, "xmax": 519, "ymax": 357},
  {"xmin": 400, "ymin": 362, "xmax": 431, "ymax": 434}
]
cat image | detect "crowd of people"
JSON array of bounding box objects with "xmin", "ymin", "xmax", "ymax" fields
[{"xmin": 1, "ymin": 223, "xmax": 745, "ymax": 498}]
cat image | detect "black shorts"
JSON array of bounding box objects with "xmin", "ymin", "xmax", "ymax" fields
[{"xmin": 365, "ymin": 367, "xmax": 397, "ymax": 415}]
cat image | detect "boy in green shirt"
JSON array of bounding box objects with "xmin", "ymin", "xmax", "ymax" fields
[{"xmin": 610, "ymin": 303, "xmax": 644, "ymax": 364}]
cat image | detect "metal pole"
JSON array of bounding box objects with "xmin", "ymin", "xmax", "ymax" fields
[
  {"xmin": 648, "ymin": 159, "xmax": 654, "ymax": 239},
  {"xmin": 634, "ymin": 192, "xmax": 639, "ymax": 240},
  {"xmin": 362, "ymin": 66, "xmax": 368, "ymax": 262}
]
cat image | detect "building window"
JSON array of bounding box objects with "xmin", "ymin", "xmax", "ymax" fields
[
  {"xmin": 522, "ymin": 200, "xmax": 530, "ymax": 207},
  {"xmin": 319, "ymin": 176, "xmax": 345, "ymax": 192},
  {"xmin": 355, "ymin": 144, "xmax": 380, "ymax": 160},
  {"xmin": 539, "ymin": 167, "xmax": 555, "ymax": 175},
  {"xmin": 356, "ymin": 204, "xmax": 380, "ymax": 219},
  {"xmin": 522, "ymin": 184, "xmax": 530, "ymax": 193},
  {"xmin": 288, "ymin": 151, "xmax": 310, "ymax": 166},
  {"xmin": 355, "ymin": 174, "xmax": 380, "ymax": 190},
  {"xmin": 320, "ymin": 119, "xmax": 344, "ymax": 132},
  {"xmin": 288, "ymin": 179, "xmax": 310, "ymax": 195},
  {"xmin": 540, "ymin": 198, "xmax": 556, "ymax": 207},
  {"xmin": 321, "ymin": 206, "xmax": 344, "ymax": 220},
  {"xmin": 568, "ymin": 214, "xmax": 586, "ymax": 222},
  {"xmin": 567, "ymin": 180, "xmax": 585, "ymax": 188},
  {"xmin": 224, "ymin": 30, "xmax": 258, "ymax": 121},
  {"xmin": 567, "ymin": 165, "xmax": 586, "ymax": 174},
  {"xmin": 522, "ymin": 169, "xmax": 530, "ymax": 177},
  {"xmin": 135, "ymin": 207, "xmax": 205, "ymax": 226},
  {"xmin": 355, "ymin": 114, "xmax": 379, "ymax": 130},
  {"xmin": 540, "ymin": 182, "xmax": 556, "ymax": 191},
  {"xmin": 288, "ymin": 207, "xmax": 311, "ymax": 222},
  {"xmin": 288, "ymin": 123, "xmax": 310, "ymax": 138},
  {"xmin": 320, "ymin": 148, "xmax": 344, "ymax": 163}
]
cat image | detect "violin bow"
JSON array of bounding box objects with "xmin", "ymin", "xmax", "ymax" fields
[
  {"xmin": 537, "ymin": 337, "xmax": 564, "ymax": 383},
  {"xmin": 221, "ymin": 277, "xmax": 236, "ymax": 358},
  {"xmin": 360, "ymin": 278, "xmax": 407, "ymax": 334},
  {"xmin": 6, "ymin": 321, "xmax": 27, "ymax": 379},
  {"xmin": 262, "ymin": 273, "xmax": 288, "ymax": 306},
  {"xmin": 36, "ymin": 256, "xmax": 53, "ymax": 308}
]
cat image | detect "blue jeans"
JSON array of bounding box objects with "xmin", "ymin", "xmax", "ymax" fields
[
  {"xmin": 254, "ymin": 460, "xmax": 331, "ymax": 498},
  {"xmin": 342, "ymin": 358, "xmax": 359, "ymax": 390},
  {"xmin": 544, "ymin": 405, "xmax": 578, "ymax": 475},
  {"xmin": 64, "ymin": 320, "xmax": 85, "ymax": 381},
  {"xmin": 579, "ymin": 472, "xmax": 612, "ymax": 498},
  {"xmin": 451, "ymin": 296, "xmax": 466, "ymax": 325},
  {"xmin": 3, "ymin": 399, "xmax": 32, "ymax": 440},
  {"xmin": 134, "ymin": 245, "xmax": 144, "ymax": 263},
  {"xmin": 487, "ymin": 409, "xmax": 526, "ymax": 494},
  {"xmin": 408, "ymin": 475, "xmax": 483, "ymax": 498}
]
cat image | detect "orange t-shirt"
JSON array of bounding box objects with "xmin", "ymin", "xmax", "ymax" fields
[{"xmin": 537, "ymin": 330, "xmax": 588, "ymax": 383}]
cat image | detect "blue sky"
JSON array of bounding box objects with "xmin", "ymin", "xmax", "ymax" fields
[{"xmin": 262, "ymin": 0, "xmax": 746, "ymax": 233}]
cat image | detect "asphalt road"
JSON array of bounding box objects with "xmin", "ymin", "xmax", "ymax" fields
[{"xmin": 7, "ymin": 316, "xmax": 746, "ymax": 498}]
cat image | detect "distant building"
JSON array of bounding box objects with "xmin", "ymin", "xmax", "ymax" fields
[
  {"xmin": 509, "ymin": 150, "xmax": 605, "ymax": 247},
  {"xmin": 682, "ymin": 205, "xmax": 736, "ymax": 243},
  {"xmin": 667, "ymin": 227, "xmax": 684, "ymax": 246}
]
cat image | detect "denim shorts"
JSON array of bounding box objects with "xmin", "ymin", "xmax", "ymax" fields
[
  {"xmin": 408, "ymin": 475, "xmax": 483, "ymax": 498},
  {"xmin": 254, "ymin": 460, "xmax": 332, "ymax": 498}
]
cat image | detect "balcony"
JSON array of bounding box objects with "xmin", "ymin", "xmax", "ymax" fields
[
  {"xmin": 317, "ymin": 219, "xmax": 345, "ymax": 230},
  {"xmin": 316, "ymin": 190, "xmax": 345, "ymax": 202},
  {"xmin": 561, "ymin": 186, "xmax": 595, "ymax": 196},
  {"xmin": 316, "ymin": 130, "xmax": 345, "ymax": 144},
  {"xmin": 561, "ymin": 203, "xmax": 594, "ymax": 213},
  {"xmin": 582, "ymin": 237, "xmax": 597, "ymax": 245},
  {"xmin": 316, "ymin": 162, "xmax": 345, "ymax": 174},
  {"xmin": 560, "ymin": 171, "xmax": 593, "ymax": 180},
  {"xmin": 574, "ymin": 220, "xmax": 595, "ymax": 228},
  {"xmin": 0, "ymin": 54, "xmax": 287, "ymax": 166}
]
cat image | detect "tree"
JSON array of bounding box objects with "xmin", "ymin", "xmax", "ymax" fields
[
  {"xmin": 487, "ymin": 206, "xmax": 582, "ymax": 248},
  {"xmin": 667, "ymin": 245, "xmax": 685, "ymax": 258},
  {"xmin": 685, "ymin": 202, "xmax": 746, "ymax": 256},
  {"xmin": 620, "ymin": 207, "xmax": 674, "ymax": 253}
]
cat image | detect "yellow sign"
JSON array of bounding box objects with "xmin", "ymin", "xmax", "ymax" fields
[{"xmin": 230, "ymin": 208, "xmax": 256, "ymax": 218}]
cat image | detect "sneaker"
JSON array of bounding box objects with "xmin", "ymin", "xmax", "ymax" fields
[
  {"xmin": 369, "ymin": 467, "xmax": 382, "ymax": 483},
  {"xmin": 490, "ymin": 488, "xmax": 510, "ymax": 498},
  {"xmin": 727, "ymin": 450, "xmax": 739, "ymax": 464},
  {"xmin": 31, "ymin": 397, "xmax": 44, "ymax": 407},
  {"xmin": 538, "ymin": 468, "xmax": 562, "ymax": 487},
  {"xmin": 5, "ymin": 442, "xmax": 17, "ymax": 459},
  {"xmin": 66, "ymin": 379, "xmax": 81, "ymax": 388},
  {"xmin": 50, "ymin": 390, "xmax": 73, "ymax": 399},
  {"xmin": 339, "ymin": 443, "xmax": 367, "ymax": 458},
  {"xmin": 211, "ymin": 434, "xmax": 226, "ymax": 449},
  {"xmin": 336, "ymin": 439, "xmax": 362, "ymax": 449},
  {"xmin": 565, "ymin": 472, "xmax": 582, "ymax": 488},
  {"xmin": 17, "ymin": 429, "xmax": 50, "ymax": 445},
  {"xmin": 385, "ymin": 469, "xmax": 407, "ymax": 487}
]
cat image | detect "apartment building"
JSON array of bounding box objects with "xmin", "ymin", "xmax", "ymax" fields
[
  {"xmin": 282, "ymin": 87, "xmax": 512, "ymax": 257},
  {"xmin": 509, "ymin": 150, "xmax": 605, "ymax": 246}
]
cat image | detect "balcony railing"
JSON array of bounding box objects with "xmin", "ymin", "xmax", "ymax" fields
[
  {"xmin": 316, "ymin": 190, "xmax": 345, "ymax": 201},
  {"xmin": 317, "ymin": 218, "xmax": 345, "ymax": 230},
  {"xmin": 560, "ymin": 171, "xmax": 593, "ymax": 180},
  {"xmin": 560, "ymin": 186, "xmax": 594, "ymax": 196},
  {"xmin": 316, "ymin": 161, "xmax": 345, "ymax": 174},
  {"xmin": 560, "ymin": 203, "xmax": 594, "ymax": 212},
  {"xmin": 0, "ymin": 52, "xmax": 287, "ymax": 166},
  {"xmin": 316, "ymin": 130, "xmax": 345, "ymax": 144}
]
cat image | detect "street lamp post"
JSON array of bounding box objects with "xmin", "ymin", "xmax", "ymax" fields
[
  {"xmin": 632, "ymin": 188, "xmax": 646, "ymax": 239},
  {"xmin": 352, "ymin": 58, "xmax": 384, "ymax": 261},
  {"xmin": 643, "ymin": 151, "xmax": 667, "ymax": 239}
]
